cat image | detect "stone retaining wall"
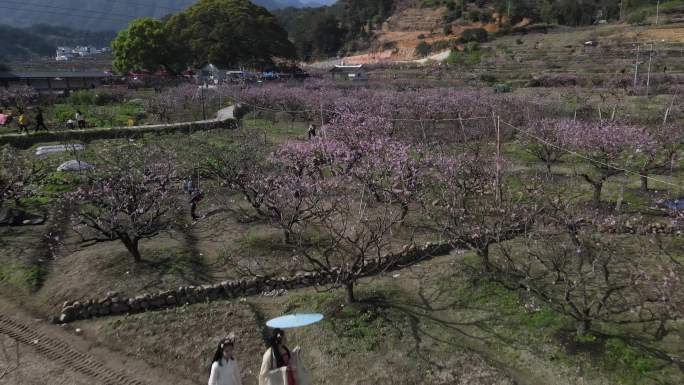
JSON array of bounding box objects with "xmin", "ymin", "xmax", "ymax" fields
[
  {"xmin": 51, "ymin": 217, "xmax": 682, "ymax": 324},
  {"xmin": 592, "ymin": 218, "xmax": 682, "ymax": 235},
  {"xmin": 55, "ymin": 242, "xmax": 453, "ymax": 324}
]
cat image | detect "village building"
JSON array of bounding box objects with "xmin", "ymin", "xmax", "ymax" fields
[
  {"xmin": 200, "ymin": 63, "xmax": 228, "ymax": 84},
  {"xmin": 0, "ymin": 71, "xmax": 111, "ymax": 91},
  {"xmin": 55, "ymin": 46, "xmax": 107, "ymax": 61},
  {"xmin": 329, "ymin": 64, "xmax": 368, "ymax": 82}
]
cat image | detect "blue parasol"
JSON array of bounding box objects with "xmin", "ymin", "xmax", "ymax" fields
[{"xmin": 266, "ymin": 313, "xmax": 324, "ymax": 329}]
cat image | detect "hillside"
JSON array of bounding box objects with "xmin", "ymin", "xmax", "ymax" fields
[
  {"xmin": 278, "ymin": 0, "xmax": 684, "ymax": 63},
  {"xmin": 0, "ymin": 0, "xmax": 336, "ymax": 31},
  {"xmin": 0, "ymin": 25, "xmax": 116, "ymax": 60}
]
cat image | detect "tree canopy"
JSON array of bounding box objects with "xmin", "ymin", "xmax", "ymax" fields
[
  {"xmin": 112, "ymin": 0, "xmax": 296, "ymax": 74},
  {"xmin": 112, "ymin": 18, "xmax": 175, "ymax": 74}
]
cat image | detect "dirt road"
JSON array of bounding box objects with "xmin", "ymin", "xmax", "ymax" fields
[{"xmin": 0, "ymin": 297, "xmax": 195, "ymax": 385}]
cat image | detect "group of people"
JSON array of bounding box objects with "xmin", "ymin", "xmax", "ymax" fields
[
  {"xmin": 0, "ymin": 109, "xmax": 33, "ymax": 134},
  {"xmin": 66, "ymin": 110, "xmax": 87, "ymax": 130},
  {"xmin": 0, "ymin": 108, "xmax": 86, "ymax": 134},
  {"xmin": 209, "ymin": 329, "xmax": 309, "ymax": 385},
  {"xmin": 0, "ymin": 108, "xmax": 45, "ymax": 134}
]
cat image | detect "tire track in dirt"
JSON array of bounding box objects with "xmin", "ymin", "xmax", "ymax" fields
[{"xmin": 0, "ymin": 314, "xmax": 146, "ymax": 385}]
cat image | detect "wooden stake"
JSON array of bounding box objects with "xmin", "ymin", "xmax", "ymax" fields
[
  {"xmin": 458, "ymin": 113, "xmax": 468, "ymax": 143},
  {"xmin": 616, "ymin": 182, "xmax": 625, "ymax": 212},
  {"xmin": 494, "ymin": 113, "xmax": 502, "ymax": 206},
  {"xmin": 646, "ymin": 43, "xmax": 654, "ymax": 96},
  {"xmin": 633, "ymin": 44, "xmax": 640, "ymax": 90},
  {"xmin": 664, "ymin": 94, "xmax": 676, "ymax": 125}
]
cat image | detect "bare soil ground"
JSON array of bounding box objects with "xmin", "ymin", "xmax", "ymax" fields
[
  {"xmin": 0, "ymin": 297, "xmax": 194, "ymax": 385},
  {"xmin": 77, "ymin": 252, "xmax": 525, "ymax": 385}
]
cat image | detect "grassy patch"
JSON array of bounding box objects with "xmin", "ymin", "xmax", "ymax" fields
[
  {"xmin": 285, "ymin": 286, "xmax": 405, "ymax": 356},
  {"xmin": 0, "ymin": 262, "xmax": 46, "ymax": 292},
  {"xmin": 17, "ymin": 196, "xmax": 51, "ymax": 206},
  {"xmin": 236, "ymin": 230, "xmax": 289, "ymax": 252},
  {"xmin": 41, "ymin": 171, "xmax": 77, "ymax": 194},
  {"xmin": 49, "ymin": 103, "xmax": 145, "ymax": 128},
  {"xmin": 242, "ymin": 118, "xmax": 307, "ymax": 143},
  {"xmin": 446, "ymin": 250, "xmax": 682, "ymax": 385},
  {"xmin": 504, "ymin": 142, "xmax": 544, "ymax": 163},
  {"xmin": 604, "ymin": 338, "xmax": 657, "ymax": 374},
  {"xmin": 450, "ymin": 277, "xmax": 570, "ymax": 333}
]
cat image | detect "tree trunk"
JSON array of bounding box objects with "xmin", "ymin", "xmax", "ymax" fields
[
  {"xmin": 283, "ymin": 228, "xmax": 292, "ymax": 244},
  {"xmin": 479, "ymin": 244, "xmax": 491, "ymax": 273},
  {"xmin": 545, "ymin": 161, "xmax": 552, "ymax": 176},
  {"xmin": 121, "ymin": 237, "xmax": 142, "ymax": 263},
  {"xmin": 582, "ymin": 174, "xmax": 604, "ymax": 207},
  {"xmin": 344, "ymin": 282, "xmax": 355, "ymax": 304},
  {"xmin": 640, "ymin": 174, "xmax": 648, "ymax": 191},
  {"xmin": 592, "ymin": 182, "xmax": 603, "ymax": 207},
  {"xmin": 400, "ymin": 202, "xmax": 409, "ymax": 223},
  {"xmin": 576, "ymin": 319, "xmax": 591, "ymax": 337},
  {"xmin": 654, "ymin": 320, "xmax": 667, "ymax": 341}
]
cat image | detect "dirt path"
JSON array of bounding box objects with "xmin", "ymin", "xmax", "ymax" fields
[{"xmin": 0, "ymin": 297, "xmax": 195, "ymax": 385}]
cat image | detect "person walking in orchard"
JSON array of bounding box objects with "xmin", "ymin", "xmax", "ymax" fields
[
  {"xmin": 18, "ymin": 111, "xmax": 28, "ymax": 134},
  {"xmin": 0, "ymin": 109, "xmax": 8, "ymax": 127},
  {"xmin": 34, "ymin": 108, "xmax": 48, "ymax": 132},
  {"xmin": 208, "ymin": 335, "xmax": 243, "ymax": 385},
  {"xmin": 76, "ymin": 110, "xmax": 86, "ymax": 128},
  {"xmin": 307, "ymin": 124, "xmax": 316, "ymax": 140},
  {"xmin": 259, "ymin": 328, "xmax": 310, "ymax": 385},
  {"xmin": 185, "ymin": 178, "xmax": 204, "ymax": 221}
]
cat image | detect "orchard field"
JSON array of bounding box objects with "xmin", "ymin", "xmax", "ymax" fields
[{"xmin": 2, "ymin": 33, "xmax": 684, "ymax": 385}]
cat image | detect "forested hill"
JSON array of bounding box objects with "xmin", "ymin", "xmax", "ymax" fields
[
  {"xmin": 0, "ymin": 25, "xmax": 116, "ymax": 60},
  {"xmin": 275, "ymin": 0, "xmax": 675, "ymax": 61},
  {"xmin": 0, "ymin": 0, "xmax": 336, "ymax": 31}
]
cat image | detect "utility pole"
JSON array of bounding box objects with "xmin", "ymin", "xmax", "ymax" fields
[
  {"xmin": 201, "ymin": 83, "xmax": 206, "ymax": 120},
  {"xmin": 656, "ymin": 0, "xmax": 661, "ymax": 25},
  {"xmin": 320, "ymin": 100, "xmax": 324, "ymax": 128},
  {"xmin": 507, "ymin": 0, "xmax": 511, "ymax": 22}
]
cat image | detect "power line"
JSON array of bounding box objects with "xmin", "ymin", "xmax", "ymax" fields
[
  {"xmin": 500, "ymin": 119, "xmax": 683, "ymax": 190},
  {"xmin": 234, "ymin": 91, "xmax": 680, "ymax": 188},
  {"xmin": 229, "ymin": 95, "xmax": 490, "ymax": 122}
]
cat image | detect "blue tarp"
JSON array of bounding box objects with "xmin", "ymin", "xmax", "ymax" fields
[{"xmin": 664, "ymin": 199, "xmax": 684, "ymax": 209}]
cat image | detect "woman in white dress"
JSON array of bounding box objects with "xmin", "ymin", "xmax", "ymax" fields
[
  {"xmin": 208, "ymin": 335, "xmax": 243, "ymax": 385},
  {"xmin": 259, "ymin": 328, "xmax": 310, "ymax": 385}
]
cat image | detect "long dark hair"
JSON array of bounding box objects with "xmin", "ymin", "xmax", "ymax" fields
[
  {"xmin": 211, "ymin": 337, "xmax": 235, "ymax": 368},
  {"xmin": 269, "ymin": 328, "xmax": 290, "ymax": 368}
]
